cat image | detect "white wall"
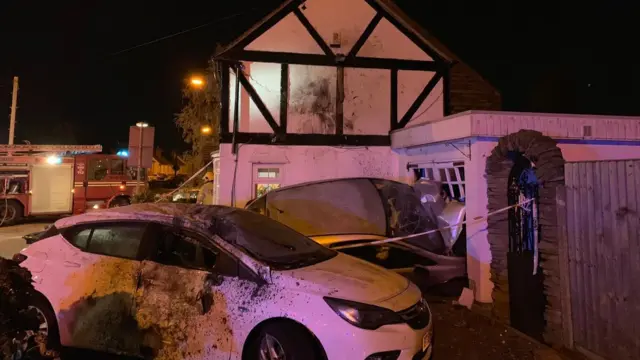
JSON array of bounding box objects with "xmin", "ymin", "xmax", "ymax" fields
[
  {"xmin": 217, "ymin": 143, "xmax": 400, "ymax": 208},
  {"xmin": 230, "ymin": 0, "xmax": 443, "ymax": 135}
]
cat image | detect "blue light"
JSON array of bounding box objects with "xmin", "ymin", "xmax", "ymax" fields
[{"xmin": 117, "ymin": 150, "xmax": 129, "ymax": 157}]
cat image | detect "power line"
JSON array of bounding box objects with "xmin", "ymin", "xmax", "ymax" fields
[{"xmin": 109, "ymin": 8, "xmax": 264, "ymax": 56}]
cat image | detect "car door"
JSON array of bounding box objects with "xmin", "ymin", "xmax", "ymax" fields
[
  {"xmin": 55, "ymin": 221, "xmax": 149, "ymax": 355},
  {"xmin": 135, "ymin": 223, "xmax": 252, "ymax": 359}
]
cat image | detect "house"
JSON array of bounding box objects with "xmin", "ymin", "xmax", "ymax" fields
[
  {"xmin": 212, "ymin": 0, "xmax": 499, "ymax": 208},
  {"xmin": 149, "ymin": 148, "xmax": 191, "ymax": 179},
  {"xmin": 211, "ymin": 0, "xmax": 640, "ymax": 357}
]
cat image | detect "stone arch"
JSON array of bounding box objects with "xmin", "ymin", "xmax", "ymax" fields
[{"xmin": 485, "ymin": 129, "xmax": 565, "ymax": 344}]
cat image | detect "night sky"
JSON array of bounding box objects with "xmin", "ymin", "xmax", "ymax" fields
[{"xmin": 1, "ymin": 1, "xmax": 639, "ymax": 153}]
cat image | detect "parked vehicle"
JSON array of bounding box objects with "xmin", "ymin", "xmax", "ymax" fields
[
  {"xmin": 245, "ymin": 177, "xmax": 468, "ymax": 291},
  {"xmin": 16, "ymin": 203, "xmax": 434, "ymax": 360},
  {"xmin": 0, "ymin": 144, "xmax": 140, "ymax": 226}
]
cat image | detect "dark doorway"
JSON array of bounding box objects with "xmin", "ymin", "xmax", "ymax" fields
[{"xmin": 506, "ymin": 152, "xmax": 546, "ymax": 341}]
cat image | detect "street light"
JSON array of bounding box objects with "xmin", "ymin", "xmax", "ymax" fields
[
  {"xmin": 190, "ymin": 76, "xmax": 204, "ymax": 88},
  {"xmin": 134, "ymin": 122, "xmax": 149, "ymax": 194},
  {"xmin": 201, "ymin": 125, "xmax": 212, "ymax": 135}
]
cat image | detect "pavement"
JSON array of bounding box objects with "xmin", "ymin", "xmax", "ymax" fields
[{"xmin": 0, "ymin": 221, "xmax": 50, "ymax": 259}]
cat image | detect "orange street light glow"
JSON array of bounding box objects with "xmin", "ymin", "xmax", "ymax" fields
[{"xmin": 191, "ymin": 77, "xmax": 204, "ymax": 87}]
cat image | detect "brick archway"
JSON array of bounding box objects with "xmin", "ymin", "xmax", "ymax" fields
[{"xmin": 485, "ymin": 129, "xmax": 565, "ymax": 344}]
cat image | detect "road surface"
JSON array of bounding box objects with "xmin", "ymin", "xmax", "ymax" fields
[{"xmin": 0, "ymin": 222, "xmax": 50, "ymax": 259}]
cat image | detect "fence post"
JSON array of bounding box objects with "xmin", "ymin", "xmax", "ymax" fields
[{"xmin": 555, "ymin": 184, "xmax": 574, "ymax": 348}]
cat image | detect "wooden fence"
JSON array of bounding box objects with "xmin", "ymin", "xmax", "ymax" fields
[{"xmin": 564, "ymin": 160, "xmax": 640, "ymax": 359}]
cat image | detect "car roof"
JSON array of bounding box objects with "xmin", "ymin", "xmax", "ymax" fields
[
  {"xmin": 54, "ymin": 203, "xmax": 245, "ymax": 229},
  {"xmin": 246, "ymin": 177, "xmax": 409, "ymax": 207}
]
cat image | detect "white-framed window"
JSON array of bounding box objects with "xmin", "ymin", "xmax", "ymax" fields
[
  {"xmin": 252, "ymin": 164, "xmax": 283, "ymax": 198},
  {"xmin": 416, "ymin": 162, "xmax": 466, "ymax": 200}
]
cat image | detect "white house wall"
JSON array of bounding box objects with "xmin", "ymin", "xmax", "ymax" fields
[
  {"xmin": 232, "ymin": 0, "xmax": 443, "ymax": 135},
  {"xmin": 217, "ymin": 143, "xmax": 400, "ymax": 208}
]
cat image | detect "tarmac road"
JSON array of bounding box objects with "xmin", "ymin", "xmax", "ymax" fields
[{"xmin": 0, "ymin": 221, "xmax": 51, "ymax": 259}]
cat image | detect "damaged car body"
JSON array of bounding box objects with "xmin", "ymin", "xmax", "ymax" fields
[
  {"xmin": 245, "ymin": 178, "xmax": 468, "ymax": 291},
  {"xmin": 17, "ymin": 203, "xmax": 434, "ymax": 360}
]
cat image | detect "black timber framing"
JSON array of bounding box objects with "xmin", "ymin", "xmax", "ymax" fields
[
  {"xmin": 364, "ymin": 0, "xmax": 445, "ymax": 63},
  {"xmin": 222, "ymin": 0, "xmax": 305, "ymax": 51},
  {"xmin": 216, "ymin": 0, "xmax": 453, "ymax": 144},
  {"xmin": 280, "ymin": 64, "xmax": 289, "ymax": 134},
  {"xmin": 390, "ymin": 69, "xmax": 398, "ymax": 129},
  {"xmin": 220, "ymin": 132, "xmax": 390, "ymax": 146},
  {"xmin": 293, "ymin": 8, "xmax": 334, "ymax": 56},
  {"xmin": 348, "ymin": 13, "xmax": 383, "ymax": 58},
  {"xmin": 219, "ymin": 50, "xmax": 440, "ymax": 72},
  {"xmin": 396, "ymin": 72, "xmax": 443, "ymax": 129},
  {"xmin": 220, "ymin": 63, "xmax": 230, "ymax": 134},
  {"xmin": 233, "ymin": 67, "xmax": 280, "ymax": 132}
]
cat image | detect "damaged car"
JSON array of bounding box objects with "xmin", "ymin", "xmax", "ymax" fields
[
  {"xmin": 16, "ymin": 203, "xmax": 434, "ymax": 360},
  {"xmin": 245, "ymin": 178, "xmax": 467, "ymax": 292}
]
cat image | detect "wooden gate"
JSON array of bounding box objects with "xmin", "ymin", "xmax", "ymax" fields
[{"xmin": 565, "ymin": 160, "xmax": 640, "ymax": 359}]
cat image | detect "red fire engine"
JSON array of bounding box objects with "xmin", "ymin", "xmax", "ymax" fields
[{"xmin": 0, "ymin": 144, "xmax": 142, "ymax": 226}]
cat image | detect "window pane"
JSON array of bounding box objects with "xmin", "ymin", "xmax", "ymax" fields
[
  {"xmin": 257, "ymin": 168, "xmax": 279, "ymax": 179},
  {"xmin": 87, "ymin": 224, "xmax": 145, "ymax": 259},
  {"xmin": 110, "ymin": 159, "xmax": 125, "ymax": 175},
  {"xmin": 255, "ymin": 183, "xmax": 280, "ymax": 198},
  {"xmin": 438, "ymin": 169, "xmax": 446, "ymax": 182},
  {"xmin": 426, "ymin": 168, "xmax": 434, "ymax": 180},
  {"xmin": 72, "ymin": 228, "xmax": 91, "ymax": 249},
  {"xmin": 457, "ymin": 166, "xmax": 465, "ymax": 181},
  {"xmin": 448, "ymin": 168, "xmax": 457, "ymax": 181},
  {"xmin": 202, "ymin": 247, "xmax": 217, "ymax": 268},
  {"xmin": 88, "ymin": 159, "xmax": 108, "ymax": 181}
]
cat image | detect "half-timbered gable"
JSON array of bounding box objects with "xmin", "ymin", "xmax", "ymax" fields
[{"xmin": 212, "ymin": 0, "xmax": 499, "ymax": 206}]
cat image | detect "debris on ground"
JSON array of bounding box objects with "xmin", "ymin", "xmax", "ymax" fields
[{"xmin": 429, "ymin": 300, "xmax": 563, "ymax": 360}]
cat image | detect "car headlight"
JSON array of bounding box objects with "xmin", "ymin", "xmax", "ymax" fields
[{"xmin": 323, "ymin": 297, "xmax": 404, "ymax": 330}]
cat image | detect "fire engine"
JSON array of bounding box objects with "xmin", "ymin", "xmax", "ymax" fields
[{"xmin": 0, "ymin": 144, "xmax": 142, "ymax": 226}]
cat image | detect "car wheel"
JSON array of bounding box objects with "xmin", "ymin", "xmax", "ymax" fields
[
  {"xmin": 247, "ymin": 321, "xmax": 323, "ymax": 360},
  {"xmin": 28, "ymin": 294, "xmax": 60, "ymax": 351},
  {"xmin": 109, "ymin": 197, "xmax": 130, "ymax": 208},
  {"xmin": 0, "ymin": 200, "xmax": 22, "ymax": 226}
]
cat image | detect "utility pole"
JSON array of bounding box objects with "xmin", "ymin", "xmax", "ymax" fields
[{"xmin": 9, "ymin": 77, "xmax": 18, "ymax": 146}]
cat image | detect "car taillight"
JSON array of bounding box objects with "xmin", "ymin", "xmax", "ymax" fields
[{"xmin": 12, "ymin": 253, "xmax": 27, "ymax": 264}]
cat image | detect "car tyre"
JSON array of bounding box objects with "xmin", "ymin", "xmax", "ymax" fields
[
  {"xmin": 0, "ymin": 200, "xmax": 22, "ymax": 226},
  {"xmin": 28, "ymin": 293, "xmax": 61, "ymax": 352},
  {"xmin": 247, "ymin": 321, "xmax": 324, "ymax": 360}
]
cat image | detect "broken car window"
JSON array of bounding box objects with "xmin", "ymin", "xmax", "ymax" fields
[
  {"xmin": 148, "ymin": 225, "xmax": 237, "ymax": 275},
  {"xmin": 86, "ymin": 223, "xmax": 146, "ymax": 259},
  {"xmin": 217, "ymin": 210, "xmax": 337, "ymax": 270}
]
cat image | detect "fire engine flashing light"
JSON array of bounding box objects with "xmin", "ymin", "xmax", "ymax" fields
[
  {"xmin": 46, "ymin": 156, "xmax": 62, "ymax": 165},
  {"xmin": 119, "ymin": 185, "xmax": 126, "ymax": 190},
  {"xmin": 117, "ymin": 150, "xmax": 129, "ymax": 157}
]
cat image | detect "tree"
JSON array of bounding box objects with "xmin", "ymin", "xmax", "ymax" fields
[{"xmin": 175, "ymin": 59, "xmax": 222, "ymax": 168}]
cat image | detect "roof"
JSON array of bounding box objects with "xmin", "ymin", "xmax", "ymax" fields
[
  {"xmin": 216, "ymin": 0, "xmax": 461, "ymax": 64},
  {"xmin": 390, "ymin": 110, "xmax": 640, "ymax": 150},
  {"xmin": 54, "ymin": 203, "xmax": 244, "ymax": 229}
]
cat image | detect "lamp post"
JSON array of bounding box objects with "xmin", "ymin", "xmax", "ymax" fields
[{"xmin": 135, "ymin": 122, "xmax": 149, "ymax": 194}]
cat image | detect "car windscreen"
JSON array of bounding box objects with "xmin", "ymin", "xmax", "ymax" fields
[
  {"xmin": 218, "ymin": 210, "xmax": 337, "ymax": 270},
  {"xmin": 263, "ymin": 179, "xmax": 387, "ymax": 237}
]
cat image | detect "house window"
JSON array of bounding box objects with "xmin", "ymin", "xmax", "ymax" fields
[
  {"xmin": 417, "ymin": 162, "xmax": 466, "ymax": 201},
  {"xmin": 253, "ymin": 165, "xmax": 282, "ymax": 198}
]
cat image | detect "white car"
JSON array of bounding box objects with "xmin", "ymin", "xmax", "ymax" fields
[{"xmin": 16, "ymin": 203, "xmax": 433, "ymax": 360}]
